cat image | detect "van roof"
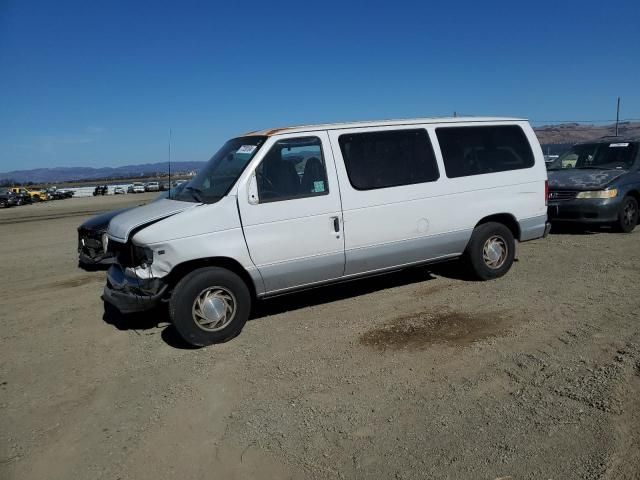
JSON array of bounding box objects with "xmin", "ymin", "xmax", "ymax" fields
[{"xmin": 242, "ymin": 116, "xmax": 526, "ymax": 137}]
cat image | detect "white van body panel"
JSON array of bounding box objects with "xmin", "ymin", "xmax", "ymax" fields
[
  {"xmin": 235, "ymin": 131, "xmax": 345, "ymax": 292},
  {"xmin": 107, "ymin": 198, "xmax": 196, "ymax": 243},
  {"xmin": 126, "ymin": 196, "xmax": 265, "ymax": 293},
  {"xmin": 326, "ymin": 121, "xmax": 547, "ymax": 276}
]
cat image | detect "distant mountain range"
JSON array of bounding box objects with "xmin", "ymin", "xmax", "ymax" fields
[
  {"xmin": 2, "ymin": 122, "xmax": 639, "ymax": 184},
  {"xmin": 0, "ymin": 161, "xmax": 206, "ymax": 184}
]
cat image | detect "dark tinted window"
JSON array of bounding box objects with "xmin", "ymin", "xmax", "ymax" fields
[
  {"xmin": 256, "ymin": 136, "xmax": 328, "ymax": 203},
  {"xmin": 436, "ymin": 125, "xmax": 534, "ymax": 178},
  {"xmin": 338, "ymin": 129, "xmax": 439, "ymax": 190}
]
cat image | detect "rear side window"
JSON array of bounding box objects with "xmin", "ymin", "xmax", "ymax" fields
[
  {"xmin": 338, "ymin": 129, "xmax": 439, "ymax": 190},
  {"xmin": 436, "ymin": 125, "xmax": 534, "ymax": 178}
]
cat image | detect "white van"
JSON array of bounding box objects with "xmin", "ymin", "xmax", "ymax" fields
[{"xmin": 104, "ymin": 117, "xmax": 549, "ymax": 346}]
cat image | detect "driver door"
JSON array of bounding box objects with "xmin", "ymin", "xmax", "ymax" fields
[{"xmin": 237, "ymin": 132, "xmax": 345, "ymax": 294}]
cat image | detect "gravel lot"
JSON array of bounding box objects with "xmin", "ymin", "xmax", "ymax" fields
[{"xmin": 1, "ymin": 195, "xmax": 639, "ymax": 480}]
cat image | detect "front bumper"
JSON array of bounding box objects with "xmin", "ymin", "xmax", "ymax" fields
[
  {"xmin": 103, "ymin": 263, "xmax": 168, "ymax": 313},
  {"xmin": 548, "ymin": 197, "xmax": 621, "ymax": 224}
]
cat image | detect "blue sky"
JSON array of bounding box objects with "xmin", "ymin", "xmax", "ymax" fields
[{"xmin": 1, "ymin": 0, "xmax": 639, "ymax": 171}]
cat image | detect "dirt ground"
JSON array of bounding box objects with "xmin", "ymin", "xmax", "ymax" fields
[{"xmin": 1, "ymin": 195, "xmax": 639, "ymax": 480}]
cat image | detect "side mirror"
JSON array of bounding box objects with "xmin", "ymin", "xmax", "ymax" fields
[{"xmin": 248, "ymin": 173, "xmax": 259, "ymax": 205}]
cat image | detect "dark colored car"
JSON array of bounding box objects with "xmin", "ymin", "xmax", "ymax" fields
[
  {"xmin": 78, "ymin": 208, "xmax": 131, "ymax": 267},
  {"xmin": 547, "ymin": 137, "xmax": 640, "ymax": 232},
  {"xmin": 0, "ymin": 189, "xmax": 19, "ymax": 208},
  {"xmin": 45, "ymin": 188, "xmax": 69, "ymax": 200},
  {"xmin": 93, "ymin": 185, "xmax": 108, "ymax": 196},
  {"xmin": 77, "ymin": 184, "xmax": 186, "ymax": 267},
  {"xmin": 11, "ymin": 191, "xmax": 31, "ymax": 205}
]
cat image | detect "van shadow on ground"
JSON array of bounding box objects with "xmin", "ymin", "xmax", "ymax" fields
[{"xmin": 102, "ymin": 261, "xmax": 468, "ymax": 349}]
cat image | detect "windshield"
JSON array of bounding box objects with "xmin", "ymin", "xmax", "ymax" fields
[
  {"xmin": 548, "ymin": 142, "xmax": 637, "ymax": 171},
  {"xmin": 174, "ymin": 136, "xmax": 267, "ymax": 203}
]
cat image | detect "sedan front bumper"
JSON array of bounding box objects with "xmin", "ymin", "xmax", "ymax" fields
[
  {"xmin": 103, "ymin": 263, "xmax": 168, "ymax": 314},
  {"xmin": 548, "ymin": 197, "xmax": 621, "ymax": 224}
]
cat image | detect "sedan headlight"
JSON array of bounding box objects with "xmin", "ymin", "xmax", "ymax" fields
[{"xmin": 576, "ymin": 189, "xmax": 618, "ymax": 199}]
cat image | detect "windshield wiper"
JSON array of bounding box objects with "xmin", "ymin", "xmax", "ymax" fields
[{"xmin": 185, "ymin": 186, "xmax": 203, "ymax": 203}]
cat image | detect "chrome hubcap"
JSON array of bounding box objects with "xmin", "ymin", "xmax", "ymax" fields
[
  {"xmin": 483, "ymin": 235, "xmax": 508, "ymax": 269},
  {"xmin": 192, "ymin": 287, "xmax": 236, "ymax": 332}
]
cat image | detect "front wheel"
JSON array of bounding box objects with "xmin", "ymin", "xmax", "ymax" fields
[
  {"xmin": 169, "ymin": 267, "xmax": 251, "ymax": 346},
  {"xmin": 463, "ymin": 222, "xmax": 515, "ymax": 280},
  {"xmin": 613, "ymin": 196, "xmax": 638, "ymax": 233}
]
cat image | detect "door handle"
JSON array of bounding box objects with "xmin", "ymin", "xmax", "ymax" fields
[{"xmin": 332, "ymin": 216, "xmax": 340, "ymax": 233}]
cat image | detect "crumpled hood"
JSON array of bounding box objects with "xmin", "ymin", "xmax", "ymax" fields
[
  {"xmin": 79, "ymin": 207, "xmax": 132, "ymax": 231},
  {"xmin": 548, "ymin": 169, "xmax": 628, "ymax": 190},
  {"xmin": 107, "ymin": 199, "xmax": 197, "ymax": 242}
]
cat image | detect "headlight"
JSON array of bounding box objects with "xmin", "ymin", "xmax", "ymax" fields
[
  {"xmin": 101, "ymin": 233, "xmax": 109, "ymax": 253},
  {"xmin": 133, "ymin": 245, "xmax": 154, "ymax": 266},
  {"xmin": 576, "ymin": 189, "xmax": 618, "ymax": 199}
]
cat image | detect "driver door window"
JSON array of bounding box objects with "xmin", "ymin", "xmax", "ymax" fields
[{"xmin": 255, "ymin": 136, "xmax": 329, "ymax": 203}]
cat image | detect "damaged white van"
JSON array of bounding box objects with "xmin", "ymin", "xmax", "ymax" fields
[{"xmin": 104, "ymin": 117, "xmax": 550, "ymax": 346}]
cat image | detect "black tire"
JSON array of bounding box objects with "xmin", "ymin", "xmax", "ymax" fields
[
  {"xmin": 0, "ymin": 200, "xmax": 7, "ymax": 208},
  {"xmin": 463, "ymin": 222, "xmax": 515, "ymax": 280},
  {"xmin": 169, "ymin": 267, "xmax": 251, "ymax": 346},
  {"xmin": 613, "ymin": 196, "xmax": 638, "ymax": 233}
]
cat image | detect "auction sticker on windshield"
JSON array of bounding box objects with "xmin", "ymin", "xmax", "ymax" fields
[
  {"xmin": 237, "ymin": 145, "xmax": 257, "ymax": 154},
  {"xmin": 609, "ymin": 143, "xmax": 629, "ymax": 148}
]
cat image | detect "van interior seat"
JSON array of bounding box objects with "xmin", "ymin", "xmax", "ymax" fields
[
  {"xmin": 262, "ymin": 153, "xmax": 300, "ymax": 197},
  {"xmin": 301, "ymin": 157, "xmax": 325, "ymax": 193}
]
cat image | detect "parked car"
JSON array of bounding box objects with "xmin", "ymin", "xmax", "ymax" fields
[
  {"xmin": 78, "ymin": 208, "xmax": 132, "ymax": 267},
  {"xmin": 114, "ymin": 186, "xmax": 126, "ymax": 195},
  {"xmin": 547, "ymin": 136, "xmax": 640, "ymax": 232},
  {"xmin": 145, "ymin": 181, "xmax": 160, "ymax": 192},
  {"xmin": 0, "ymin": 189, "xmax": 19, "ymax": 208},
  {"xmin": 77, "ymin": 188, "xmax": 183, "ymax": 267},
  {"xmin": 132, "ymin": 182, "xmax": 145, "ymax": 193},
  {"xmin": 44, "ymin": 187, "xmax": 69, "ymax": 200},
  {"xmin": 160, "ymin": 181, "xmax": 170, "ymax": 191},
  {"xmin": 93, "ymin": 185, "xmax": 108, "ymax": 196},
  {"xmin": 102, "ymin": 116, "xmax": 549, "ymax": 347},
  {"xmin": 57, "ymin": 189, "xmax": 75, "ymax": 198},
  {"xmin": 9, "ymin": 186, "xmax": 48, "ymax": 202},
  {"xmin": 8, "ymin": 189, "xmax": 32, "ymax": 205}
]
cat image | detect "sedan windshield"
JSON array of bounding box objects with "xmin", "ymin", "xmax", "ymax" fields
[
  {"xmin": 548, "ymin": 142, "xmax": 637, "ymax": 171},
  {"xmin": 174, "ymin": 136, "xmax": 267, "ymax": 204}
]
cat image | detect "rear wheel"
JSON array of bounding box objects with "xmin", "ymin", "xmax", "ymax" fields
[
  {"xmin": 463, "ymin": 222, "xmax": 515, "ymax": 280},
  {"xmin": 0, "ymin": 199, "xmax": 7, "ymax": 208},
  {"xmin": 614, "ymin": 196, "xmax": 638, "ymax": 233},
  {"xmin": 169, "ymin": 267, "xmax": 251, "ymax": 346}
]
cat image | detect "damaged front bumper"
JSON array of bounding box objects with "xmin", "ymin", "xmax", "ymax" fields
[{"xmin": 103, "ymin": 263, "xmax": 168, "ymax": 314}]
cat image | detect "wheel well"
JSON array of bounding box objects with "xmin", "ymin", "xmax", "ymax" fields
[
  {"xmin": 626, "ymin": 190, "xmax": 640, "ymax": 203},
  {"xmin": 166, "ymin": 257, "xmax": 258, "ymax": 299},
  {"xmin": 475, "ymin": 214, "xmax": 521, "ymax": 240}
]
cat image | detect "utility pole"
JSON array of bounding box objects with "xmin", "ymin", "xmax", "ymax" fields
[
  {"xmin": 168, "ymin": 128, "xmax": 172, "ymax": 199},
  {"xmin": 615, "ymin": 97, "xmax": 620, "ymax": 136}
]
